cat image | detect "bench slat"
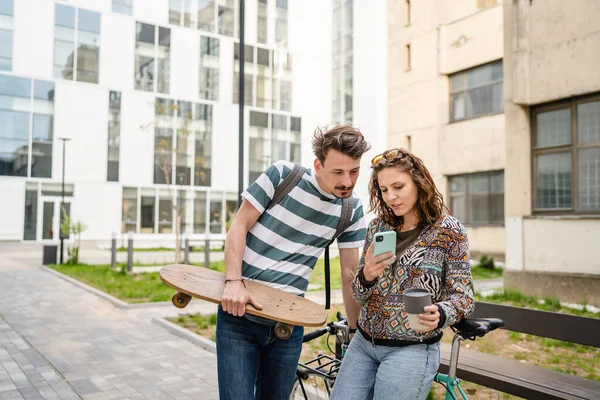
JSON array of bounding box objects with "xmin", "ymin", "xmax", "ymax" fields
[
  {"xmin": 439, "ymin": 343, "xmax": 600, "ymax": 400},
  {"xmin": 472, "ymin": 302, "xmax": 600, "ymax": 348}
]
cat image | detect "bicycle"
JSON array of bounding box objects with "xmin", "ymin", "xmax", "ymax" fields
[{"xmin": 290, "ymin": 312, "xmax": 504, "ymax": 400}]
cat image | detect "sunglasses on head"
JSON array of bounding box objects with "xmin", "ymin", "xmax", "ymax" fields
[{"xmin": 371, "ymin": 148, "xmax": 405, "ymax": 166}]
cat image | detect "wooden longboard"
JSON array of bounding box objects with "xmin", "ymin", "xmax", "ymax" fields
[{"xmin": 160, "ymin": 264, "xmax": 327, "ymax": 339}]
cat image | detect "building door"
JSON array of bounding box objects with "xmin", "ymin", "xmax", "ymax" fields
[{"xmin": 40, "ymin": 200, "xmax": 71, "ymax": 241}]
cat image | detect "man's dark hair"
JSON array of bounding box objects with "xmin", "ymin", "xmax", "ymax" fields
[{"xmin": 311, "ymin": 125, "xmax": 371, "ymax": 166}]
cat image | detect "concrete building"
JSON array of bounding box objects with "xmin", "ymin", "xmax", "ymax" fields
[
  {"xmin": 503, "ymin": 0, "xmax": 600, "ymax": 305},
  {"xmin": 388, "ymin": 0, "xmax": 505, "ymax": 258},
  {"xmin": 388, "ymin": 0, "xmax": 600, "ymax": 305},
  {"xmin": 0, "ymin": 0, "xmax": 386, "ymax": 247}
]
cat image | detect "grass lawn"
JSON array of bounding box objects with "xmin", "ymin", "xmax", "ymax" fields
[
  {"xmin": 470, "ymin": 264, "xmax": 503, "ymax": 280},
  {"xmin": 50, "ymin": 256, "xmax": 501, "ymax": 304},
  {"xmin": 116, "ymin": 246, "xmax": 222, "ymax": 253}
]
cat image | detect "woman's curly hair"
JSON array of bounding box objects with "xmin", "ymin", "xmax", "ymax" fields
[{"xmin": 369, "ymin": 148, "xmax": 449, "ymax": 229}]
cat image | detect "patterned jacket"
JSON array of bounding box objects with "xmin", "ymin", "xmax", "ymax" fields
[{"xmin": 353, "ymin": 215, "xmax": 475, "ymax": 345}]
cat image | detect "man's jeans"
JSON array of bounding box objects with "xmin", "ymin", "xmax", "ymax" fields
[
  {"xmin": 330, "ymin": 331, "xmax": 440, "ymax": 400},
  {"xmin": 216, "ymin": 306, "xmax": 304, "ymax": 400}
]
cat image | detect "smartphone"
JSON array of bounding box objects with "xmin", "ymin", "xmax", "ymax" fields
[{"xmin": 373, "ymin": 231, "xmax": 396, "ymax": 257}]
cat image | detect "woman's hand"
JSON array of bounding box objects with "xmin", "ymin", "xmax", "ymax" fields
[
  {"xmin": 362, "ymin": 241, "xmax": 396, "ymax": 282},
  {"xmin": 416, "ymin": 305, "xmax": 440, "ymax": 332}
]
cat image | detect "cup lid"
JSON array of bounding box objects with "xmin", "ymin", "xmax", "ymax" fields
[{"xmin": 404, "ymin": 288, "xmax": 432, "ymax": 314}]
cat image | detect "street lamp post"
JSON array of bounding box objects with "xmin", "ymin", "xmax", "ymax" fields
[
  {"xmin": 238, "ymin": 0, "xmax": 245, "ymax": 207},
  {"xmin": 58, "ymin": 137, "xmax": 71, "ymax": 264}
]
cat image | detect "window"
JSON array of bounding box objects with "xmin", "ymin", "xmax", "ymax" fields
[
  {"xmin": 121, "ymin": 187, "xmax": 235, "ymax": 234},
  {"xmin": 194, "ymin": 191, "xmax": 207, "ymax": 233},
  {"xmin": 332, "ymin": 0, "xmax": 353, "ymax": 124},
  {"xmin": 257, "ymin": 0, "xmax": 268, "ymax": 44},
  {"xmin": 272, "ymin": 49, "xmax": 292, "ymax": 111},
  {"xmin": 275, "ymin": 0, "xmax": 287, "ymax": 44},
  {"xmin": 218, "ymin": 0, "xmax": 235, "ymax": 37},
  {"xmin": 233, "ymin": 43, "xmax": 256, "ymax": 106},
  {"xmin": 154, "ymin": 98, "xmax": 213, "ymax": 187},
  {"xmin": 0, "ymin": 74, "xmax": 55, "ymax": 178},
  {"xmin": 112, "ymin": 0, "xmax": 132, "ymax": 15},
  {"xmin": 122, "ymin": 187, "xmax": 138, "ymax": 233},
  {"xmin": 135, "ymin": 22, "xmax": 171, "ymax": 93},
  {"xmin": 23, "ymin": 182, "xmax": 38, "ymax": 240},
  {"xmin": 199, "ymin": 36, "xmax": 219, "ymax": 100},
  {"xmin": 158, "ymin": 190, "xmax": 173, "ymax": 233},
  {"xmin": 225, "ymin": 193, "xmax": 237, "ymax": 231},
  {"xmin": 290, "ymin": 117, "xmax": 301, "ymax": 163},
  {"xmin": 450, "ymin": 171, "xmax": 504, "ymax": 225},
  {"xmin": 54, "ymin": 4, "xmax": 101, "ymax": 83},
  {"xmin": 0, "ymin": 0, "xmax": 13, "ymax": 71},
  {"xmin": 405, "ymin": 43, "xmax": 411, "ymax": 71},
  {"xmin": 248, "ymin": 110, "xmax": 301, "ymax": 183},
  {"xmin": 170, "ymin": 0, "xmax": 236, "ymax": 36},
  {"xmin": 140, "ymin": 189, "xmax": 156, "ymax": 233},
  {"xmin": 107, "ymin": 91, "xmax": 121, "ymax": 182},
  {"xmin": 533, "ymin": 96, "xmax": 600, "ymax": 212},
  {"xmin": 405, "ymin": 0, "xmax": 411, "ymax": 25},
  {"xmin": 450, "ymin": 60, "xmax": 503, "ymax": 122},
  {"xmin": 210, "ymin": 192, "xmax": 223, "ymax": 233}
]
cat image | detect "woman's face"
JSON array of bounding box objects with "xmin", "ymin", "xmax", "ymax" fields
[{"xmin": 377, "ymin": 167, "xmax": 419, "ymax": 218}]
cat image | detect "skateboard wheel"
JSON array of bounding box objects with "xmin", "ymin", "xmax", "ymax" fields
[
  {"xmin": 172, "ymin": 292, "xmax": 192, "ymax": 309},
  {"xmin": 274, "ymin": 322, "xmax": 293, "ymax": 340}
]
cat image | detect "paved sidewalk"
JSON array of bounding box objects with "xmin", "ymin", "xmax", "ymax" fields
[{"xmin": 0, "ymin": 258, "xmax": 219, "ymax": 400}]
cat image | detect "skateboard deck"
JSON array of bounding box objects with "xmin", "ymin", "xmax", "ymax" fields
[{"xmin": 160, "ymin": 264, "xmax": 328, "ymax": 339}]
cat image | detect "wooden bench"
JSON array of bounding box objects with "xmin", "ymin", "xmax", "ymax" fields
[{"xmin": 438, "ymin": 302, "xmax": 600, "ymax": 400}]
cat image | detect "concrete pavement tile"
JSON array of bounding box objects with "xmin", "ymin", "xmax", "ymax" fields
[
  {"xmin": 17, "ymin": 386, "xmax": 43, "ymax": 400},
  {"xmin": 1, "ymin": 390, "xmax": 25, "ymax": 400},
  {"xmin": 0, "ymin": 382, "xmax": 18, "ymax": 392}
]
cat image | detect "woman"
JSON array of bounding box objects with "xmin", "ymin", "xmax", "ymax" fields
[{"xmin": 330, "ymin": 148, "xmax": 475, "ymax": 400}]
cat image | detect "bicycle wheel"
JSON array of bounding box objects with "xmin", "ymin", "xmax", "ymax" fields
[{"xmin": 289, "ymin": 373, "xmax": 332, "ymax": 400}]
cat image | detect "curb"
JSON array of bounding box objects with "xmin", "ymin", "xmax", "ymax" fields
[
  {"xmin": 41, "ymin": 265, "xmax": 130, "ymax": 308},
  {"xmin": 39, "ymin": 265, "xmax": 218, "ymax": 311},
  {"xmin": 152, "ymin": 317, "xmax": 217, "ymax": 354}
]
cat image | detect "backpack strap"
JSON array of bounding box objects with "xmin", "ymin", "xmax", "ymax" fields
[
  {"xmin": 266, "ymin": 164, "xmax": 305, "ymax": 211},
  {"xmin": 324, "ymin": 196, "xmax": 353, "ymax": 309}
]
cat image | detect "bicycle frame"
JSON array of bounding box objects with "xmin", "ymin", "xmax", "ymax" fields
[{"xmin": 434, "ymin": 334, "xmax": 469, "ymax": 400}]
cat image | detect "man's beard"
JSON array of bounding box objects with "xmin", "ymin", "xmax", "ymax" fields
[{"xmin": 333, "ymin": 185, "xmax": 354, "ymax": 199}]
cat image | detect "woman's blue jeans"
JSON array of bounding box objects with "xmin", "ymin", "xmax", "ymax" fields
[
  {"xmin": 216, "ymin": 306, "xmax": 304, "ymax": 400},
  {"xmin": 330, "ymin": 331, "xmax": 440, "ymax": 400}
]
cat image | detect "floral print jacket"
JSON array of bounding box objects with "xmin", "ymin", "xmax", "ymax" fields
[{"xmin": 353, "ymin": 215, "xmax": 475, "ymax": 344}]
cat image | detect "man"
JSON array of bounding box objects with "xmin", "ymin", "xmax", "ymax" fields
[{"xmin": 216, "ymin": 125, "xmax": 371, "ymax": 399}]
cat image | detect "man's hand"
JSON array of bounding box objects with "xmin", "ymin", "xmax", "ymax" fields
[
  {"xmin": 415, "ymin": 305, "xmax": 440, "ymax": 333},
  {"xmin": 362, "ymin": 242, "xmax": 396, "ymax": 282},
  {"xmin": 221, "ymin": 280, "xmax": 263, "ymax": 317}
]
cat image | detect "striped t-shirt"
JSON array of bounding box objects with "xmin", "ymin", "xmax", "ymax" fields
[{"xmin": 241, "ymin": 160, "xmax": 367, "ymax": 296}]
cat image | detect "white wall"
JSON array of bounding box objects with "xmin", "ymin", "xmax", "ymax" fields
[
  {"xmin": 101, "ymin": 12, "xmax": 135, "ymax": 92},
  {"xmin": 119, "ymin": 90, "xmax": 156, "ymax": 186},
  {"xmin": 133, "ymin": 0, "xmax": 169, "ymax": 26},
  {"xmin": 13, "ymin": 0, "xmax": 54, "ymax": 80},
  {"xmin": 53, "ymin": 83, "xmax": 109, "ymax": 184},
  {"xmin": 170, "ymin": 27, "xmax": 200, "ymax": 100},
  {"xmin": 60, "ymin": 0, "xmax": 111, "ymax": 14},
  {"xmin": 211, "ymin": 104, "xmax": 239, "ymax": 192},
  {"xmin": 73, "ymin": 183, "xmax": 121, "ymax": 240},
  {"xmin": 523, "ymin": 219, "xmax": 600, "ymax": 275},
  {"xmin": 0, "ymin": 179, "xmax": 25, "ymax": 240}
]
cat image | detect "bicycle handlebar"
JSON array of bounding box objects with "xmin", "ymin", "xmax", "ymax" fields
[
  {"xmin": 302, "ymin": 313, "xmax": 350, "ymax": 343},
  {"xmin": 302, "ymin": 327, "xmax": 330, "ymax": 343}
]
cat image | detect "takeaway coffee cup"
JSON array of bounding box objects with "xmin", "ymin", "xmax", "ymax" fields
[{"xmin": 404, "ymin": 288, "xmax": 432, "ymax": 331}]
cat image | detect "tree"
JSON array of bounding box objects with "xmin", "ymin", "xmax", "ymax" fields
[{"xmin": 60, "ymin": 206, "xmax": 88, "ymax": 265}]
